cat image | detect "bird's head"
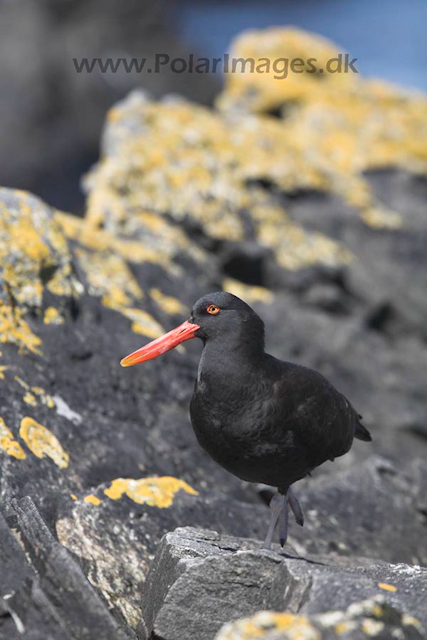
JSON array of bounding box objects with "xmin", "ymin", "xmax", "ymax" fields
[{"xmin": 120, "ymin": 291, "xmax": 264, "ymax": 367}]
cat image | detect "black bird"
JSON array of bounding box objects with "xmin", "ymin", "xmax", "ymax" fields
[{"xmin": 121, "ymin": 292, "xmax": 372, "ymax": 548}]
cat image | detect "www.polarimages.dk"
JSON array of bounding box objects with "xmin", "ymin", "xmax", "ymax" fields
[{"xmin": 73, "ymin": 53, "xmax": 358, "ymax": 79}]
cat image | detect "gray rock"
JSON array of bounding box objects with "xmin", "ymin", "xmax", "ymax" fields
[
  {"xmin": 288, "ymin": 456, "xmax": 427, "ymax": 565},
  {"xmin": 140, "ymin": 527, "xmax": 427, "ymax": 640}
]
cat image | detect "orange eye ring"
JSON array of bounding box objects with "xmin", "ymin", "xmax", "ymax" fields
[{"xmin": 207, "ymin": 304, "xmax": 220, "ymax": 315}]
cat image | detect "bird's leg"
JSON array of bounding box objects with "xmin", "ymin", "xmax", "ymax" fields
[
  {"xmin": 261, "ymin": 493, "xmax": 284, "ymax": 549},
  {"xmin": 262, "ymin": 487, "xmax": 303, "ymax": 549},
  {"xmin": 278, "ymin": 492, "xmax": 289, "ymax": 547},
  {"xmin": 288, "ymin": 486, "xmax": 304, "ymax": 527}
]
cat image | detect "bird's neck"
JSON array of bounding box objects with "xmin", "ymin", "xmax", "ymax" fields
[{"xmin": 197, "ymin": 336, "xmax": 264, "ymax": 388}]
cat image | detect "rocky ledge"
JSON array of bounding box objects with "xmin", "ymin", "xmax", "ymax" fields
[{"xmin": 1, "ymin": 27, "xmax": 427, "ymax": 640}]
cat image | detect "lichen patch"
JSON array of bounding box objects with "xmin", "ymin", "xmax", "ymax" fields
[
  {"xmin": 217, "ymin": 610, "xmax": 320, "ymax": 640},
  {"xmin": 149, "ymin": 288, "xmax": 186, "ymax": 315},
  {"xmin": 0, "ymin": 304, "xmax": 42, "ymax": 355},
  {"xmin": 377, "ymin": 582, "xmax": 397, "ymax": 592},
  {"xmin": 19, "ymin": 417, "xmax": 69, "ymax": 468},
  {"xmin": 84, "ymin": 494, "xmax": 101, "ymax": 506},
  {"xmin": 0, "ymin": 417, "xmax": 26, "ymax": 460},
  {"xmin": 104, "ymin": 476, "xmax": 198, "ymax": 508},
  {"xmin": 44, "ymin": 306, "xmax": 64, "ymax": 325}
]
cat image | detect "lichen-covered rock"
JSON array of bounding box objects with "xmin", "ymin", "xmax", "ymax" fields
[
  {"xmin": 216, "ymin": 598, "xmax": 425, "ymax": 640},
  {"xmin": 85, "ymin": 90, "xmax": 351, "ymax": 272},
  {"xmin": 218, "ymin": 28, "xmax": 427, "ymax": 228},
  {"xmin": 0, "ymin": 188, "xmax": 78, "ymax": 355},
  {"xmin": 139, "ymin": 527, "xmax": 427, "ymax": 640},
  {"xmin": 56, "ymin": 484, "xmax": 267, "ymax": 630},
  {"xmin": 0, "ymin": 497, "xmax": 132, "ymax": 640}
]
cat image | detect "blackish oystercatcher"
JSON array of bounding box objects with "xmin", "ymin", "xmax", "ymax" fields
[{"xmin": 121, "ymin": 292, "xmax": 372, "ymax": 548}]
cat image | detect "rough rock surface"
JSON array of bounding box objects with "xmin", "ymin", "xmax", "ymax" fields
[
  {"xmin": 1, "ymin": 26, "xmax": 427, "ymax": 640},
  {"xmin": 140, "ymin": 527, "xmax": 426, "ymax": 640}
]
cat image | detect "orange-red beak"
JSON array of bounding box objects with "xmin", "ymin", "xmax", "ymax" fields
[{"xmin": 120, "ymin": 320, "xmax": 200, "ymax": 367}]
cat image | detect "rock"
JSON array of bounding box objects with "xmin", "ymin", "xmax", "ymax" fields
[
  {"xmin": 217, "ymin": 28, "xmax": 427, "ymax": 230},
  {"xmin": 53, "ymin": 455, "xmax": 427, "ymax": 629},
  {"xmin": 215, "ymin": 598, "xmax": 425, "ymax": 640},
  {"xmin": 56, "ymin": 487, "xmax": 267, "ymax": 631},
  {"xmin": 0, "ymin": 497, "xmax": 133, "ymax": 639},
  {"xmin": 287, "ymin": 456, "xmax": 427, "ymax": 566},
  {"xmin": 139, "ymin": 527, "xmax": 427, "ymax": 640},
  {"xmin": 138, "ymin": 527, "xmax": 293, "ymax": 640}
]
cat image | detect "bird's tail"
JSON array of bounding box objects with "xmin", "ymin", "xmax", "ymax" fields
[{"xmin": 355, "ymin": 415, "xmax": 372, "ymax": 442}]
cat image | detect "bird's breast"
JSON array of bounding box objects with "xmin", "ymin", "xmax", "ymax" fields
[{"xmin": 189, "ymin": 373, "xmax": 305, "ymax": 486}]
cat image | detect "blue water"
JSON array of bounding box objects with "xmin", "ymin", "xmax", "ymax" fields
[{"xmin": 174, "ymin": 0, "xmax": 427, "ymax": 91}]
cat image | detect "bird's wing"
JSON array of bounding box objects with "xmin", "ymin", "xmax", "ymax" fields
[{"xmin": 266, "ymin": 361, "xmax": 357, "ymax": 469}]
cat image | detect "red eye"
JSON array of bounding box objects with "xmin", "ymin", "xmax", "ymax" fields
[{"xmin": 207, "ymin": 304, "xmax": 220, "ymax": 315}]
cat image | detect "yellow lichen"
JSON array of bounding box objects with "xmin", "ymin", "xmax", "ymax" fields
[
  {"xmin": 122, "ymin": 308, "xmax": 165, "ymax": 339},
  {"xmin": 104, "ymin": 476, "xmax": 198, "ymax": 508},
  {"xmin": 0, "ymin": 365, "xmax": 8, "ymax": 380},
  {"xmin": 334, "ymin": 621, "xmax": 357, "ymax": 634},
  {"xmin": 75, "ymin": 247, "xmax": 143, "ymax": 305},
  {"xmin": 377, "ymin": 583, "xmax": 397, "ymax": 592},
  {"xmin": 402, "ymin": 614, "xmax": 422, "ymax": 629},
  {"xmin": 216, "ymin": 610, "xmax": 320, "ymax": 640},
  {"xmin": 216, "ymin": 28, "xmax": 427, "ymax": 229},
  {"xmin": 23, "ymin": 392, "xmax": 37, "ymax": 407},
  {"xmin": 12, "ymin": 377, "xmax": 55, "ymax": 410},
  {"xmin": 70, "ymin": 493, "xmax": 78, "ymax": 501},
  {"xmin": 44, "ymin": 306, "xmax": 64, "ymax": 325},
  {"xmin": 360, "ymin": 207, "xmax": 403, "ymax": 229},
  {"xmin": 54, "ymin": 213, "xmax": 169, "ymax": 340},
  {"xmin": 84, "ymin": 494, "xmax": 101, "ymax": 506},
  {"xmin": 223, "ymin": 279, "xmax": 273, "ymax": 304},
  {"xmin": 361, "ymin": 618, "xmax": 385, "ymax": 636},
  {"xmin": 0, "ymin": 189, "xmax": 83, "ymax": 354},
  {"xmin": 218, "ymin": 28, "xmax": 427, "ymax": 228},
  {"xmin": 31, "ymin": 386, "xmax": 55, "ymax": 408},
  {"xmin": 19, "ymin": 417, "xmax": 69, "ymax": 469},
  {"xmin": 83, "ymin": 91, "xmax": 353, "ymax": 273},
  {"xmin": 0, "ymin": 189, "xmax": 77, "ymax": 308},
  {"xmin": 149, "ymin": 288, "xmax": 186, "ymax": 315},
  {"xmin": 14, "ymin": 375, "xmax": 29, "ymax": 390},
  {"xmin": 0, "ymin": 417, "xmax": 26, "ymax": 460},
  {"xmin": 56, "ymin": 207, "xmax": 204, "ymax": 275},
  {"xmin": 0, "ymin": 304, "xmax": 42, "ymax": 355}
]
